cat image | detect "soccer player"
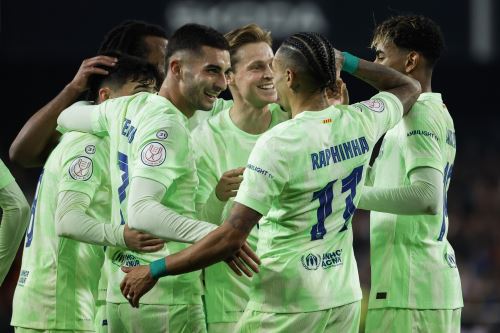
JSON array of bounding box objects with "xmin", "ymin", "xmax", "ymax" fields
[
  {"xmin": 11, "ymin": 54, "xmax": 164, "ymax": 333},
  {"xmin": 9, "ymin": 20, "xmax": 167, "ymax": 168},
  {"xmin": 0, "ymin": 159, "xmax": 30, "ymax": 285},
  {"xmin": 120, "ymin": 32, "xmax": 421, "ymax": 332},
  {"xmin": 57, "ymin": 24, "xmax": 256, "ymax": 333},
  {"xmin": 357, "ymin": 15, "xmax": 462, "ymax": 332},
  {"xmin": 191, "ymin": 24, "xmax": 288, "ymax": 333}
]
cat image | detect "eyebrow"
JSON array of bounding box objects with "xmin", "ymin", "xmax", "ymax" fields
[{"xmin": 375, "ymin": 50, "xmax": 384, "ymax": 56}]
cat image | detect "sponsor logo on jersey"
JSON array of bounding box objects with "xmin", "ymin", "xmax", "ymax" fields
[
  {"xmin": 156, "ymin": 130, "xmax": 168, "ymax": 140},
  {"xmin": 445, "ymin": 252, "xmax": 457, "ymax": 268},
  {"xmin": 247, "ymin": 163, "xmax": 273, "ymax": 179},
  {"xmin": 141, "ymin": 142, "xmax": 166, "ymax": 166},
  {"xmin": 406, "ymin": 129, "xmax": 439, "ymax": 141},
  {"xmin": 360, "ymin": 99, "xmax": 385, "ymax": 112},
  {"xmin": 301, "ymin": 249, "xmax": 343, "ymax": 270},
  {"xmin": 111, "ymin": 251, "xmax": 140, "ymax": 267},
  {"xmin": 85, "ymin": 144, "xmax": 96, "ymax": 154},
  {"xmin": 69, "ymin": 156, "xmax": 93, "ymax": 181},
  {"xmin": 18, "ymin": 269, "xmax": 29, "ymax": 286}
]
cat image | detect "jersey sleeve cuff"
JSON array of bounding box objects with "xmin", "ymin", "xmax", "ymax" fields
[{"xmin": 234, "ymin": 194, "xmax": 270, "ymax": 216}]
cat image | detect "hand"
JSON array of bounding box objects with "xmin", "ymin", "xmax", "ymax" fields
[
  {"xmin": 67, "ymin": 55, "xmax": 118, "ymax": 93},
  {"xmin": 225, "ymin": 242, "xmax": 260, "ymax": 277},
  {"xmin": 120, "ymin": 265, "xmax": 157, "ymax": 308},
  {"xmin": 215, "ymin": 167, "xmax": 245, "ymax": 201},
  {"xmin": 124, "ymin": 224, "xmax": 165, "ymax": 252},
  {"xmin": 326, "ymin": 78, "xmax": 349, "ymax": 106},
  {"xmin": 334, "ymin": 49, "xmax": 344, "ymax": 76}
]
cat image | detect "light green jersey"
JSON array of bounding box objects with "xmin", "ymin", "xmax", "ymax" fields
[
  {"xmin": 235, "ymin": 92, "xmax": 403, "ymax": 313},
  {"xmin": 0, "ymin": 159, "xmax": 14, "ymax": 189},
  {"xmin": 88, "ymin": 92, "xmax": 202, "ymax": 305},
  {"xmin": 192, "ymin": 102, "xmax": 288, "ymax": 323},
  {"xmin": 368, "ymin": 93, "xmax": 462, "ymax": 310},
  {"xmin": 11, "ymin": 132, "xmax": 109, "ymax": 330},
  {"xmin": 188, "ymin": 98, "xmax": 233, "ymax": 131}
]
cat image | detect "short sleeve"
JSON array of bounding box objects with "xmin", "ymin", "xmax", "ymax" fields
[
  {"xmin": 0, "ymin": 159, "xmax": 14, "ymax": 190},
  {"xmin": 234, "ymin": 134, "xmax": 288, "ymax": 216},
  {"xmin": 402, "ymin": 103, "xmax": 443, "ymax": 174},
  {"xmin": 131, "ymin": 114, "xmax": 190, "ymax": 189},
  {"xmin": 350, "ymin": 91, "xmax": 404, "ymax": 142},
  {"xmin": 58, "ymin": 135, "xmax": 106, "ymax": 199}
]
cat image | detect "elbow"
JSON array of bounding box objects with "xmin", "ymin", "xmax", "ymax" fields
[{"xmin": 424, "ymin": 201, "xmax": 440, "ymax": 215}]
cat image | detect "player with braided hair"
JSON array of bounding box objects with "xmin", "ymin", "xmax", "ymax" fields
[{"xmin": 120, "ymin": 31, "xmax": 421, "ymax": 332}]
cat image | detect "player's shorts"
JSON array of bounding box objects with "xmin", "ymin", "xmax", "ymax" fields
[
  {"xmin": 365, "ymin": 307, "xmax": 462, "ymax": 333},
  {"xmin": 94, "ymin": 300, "xmax": 108, "ymax": 333},
  {"xmin": 106, "ymin": 302, "xmax": 206, "ymax": 333},
  {"xmin": 208, "ymin": 321, "xmax": 239, "ymax": 333},
  {"xmin": 15, "ymin": 328, "xmax": 92, "ymax": 333},
  {"xmin": 235, "ymin": 301, "xmax": 360, "ymax": 333}
]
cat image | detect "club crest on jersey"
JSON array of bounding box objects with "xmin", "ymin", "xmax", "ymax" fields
[
  {"xmin": 156, "ymin": 130, "xmax": 168, "ymax": 140},
  {"xmin": 360, "ymin": 99, "xmax": 385, "ymax": 112},
  {"xmin": 85, "ymin": 144, "xmax": 96, "ymax": 154},
  {"xmin": 69, "ymin": 156, "xmax": 93, "ymax": 181},
  {"xmin": 141, "ymin": 142, "xmax": 166, "ymax": 166}
]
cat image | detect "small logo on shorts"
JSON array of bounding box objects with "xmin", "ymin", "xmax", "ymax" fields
[
  {"xmin": 85, "ymin": 145, "xmax": 96, "ymax": 154},
  {"xmin": 445, "ymin": 253, "xmax": 457, "ymax": 268},
  {"xmin": 156, "ymin": 130, "xmax": 168, "ymax": 140},
  {"xmin": 69, "ymin": 156, "xmax": 93, "ymax": 181},
  {"xmin": 301, "ymin": 253, "xmax": 321, "ymax": 270},
  {"xmin": 360, "ymin": 99, "xmax": 385, "ymax": 112},
  {"xmin": 141, "ymin": 142, "xmax": 166, "ymax": 166}
]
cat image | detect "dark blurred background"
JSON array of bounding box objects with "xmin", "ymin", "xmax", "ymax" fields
[{"xmin": 1, "ymin": 0, "xmax": 498, "ymax": 332}]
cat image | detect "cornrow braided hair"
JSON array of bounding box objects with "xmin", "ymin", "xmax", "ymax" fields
[
  {"xmin": 282, "ymin": 32, "xmax": 336, "ymax": 91},
  {"xmin": 98, "ymin": 20, "xmax": 167, "ymax": 58}
]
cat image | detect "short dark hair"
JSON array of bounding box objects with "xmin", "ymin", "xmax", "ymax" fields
[
  {"xmin": 87, "ymin": 52, "xmax": 162, "ymax": 102},
  {"xmin": 165, "ymin": 23, "xmax": 229, "ymax": 63},
  {"xmin": 279, "ymin": 32, "xmax": 336, "ymax": 92},
  {"xmin": 372, "ymin": 15, "xmax": 445, "ymax": 67},
  {"xmin": 98, "ymin": 20, "xmax": 168, "ymax": 59}
]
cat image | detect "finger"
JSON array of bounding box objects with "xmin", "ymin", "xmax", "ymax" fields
[
  {"xmin": 225, "ymin": 259, "xmax": 242, "ymax": 276},
  {"xmin": 84, "ymin": 67, "xmax": 110, "ymax": 76},
  {"xmin": 137, "ymin": 236, "xmax": 165, "ymax": 245},
  {"xmin": 84, "ymin": 56, "xmax": 118, "ymax": 67},
  {"xmin": 238, "ymin": 248, "xmax": 260, "ymax": 274},
  {"xmin": 243, "ymin": 243, "xmax": 261, "ymax": 266},
  {"xmin": 225, "ymin": 182, "xmax": 241, "ymax": 191},
  {"xmin": 132, "ymin": 292, "xmax": 141, "ymax": 308},
  {"xmin": 233, "ymin": 256, "xmax": 253, "ymax": 277},
  {"xmin": 139, "ymin": 244, "xmax": 166, "ymax": 253},
  {"xmin": 122, "ymin": 284, "xmax": 130, "ymax": 300}
]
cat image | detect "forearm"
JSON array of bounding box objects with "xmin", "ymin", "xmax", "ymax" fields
[
  {"xmin": 9, "ymin": 85, "xmax": 83, "ymax": 167},
  {"xmin": 358, "ymin": 167, "xmax": 443, "ymax": 215},
  {"xmin": 195, "ymin": 189, "xmax": 226, "ymax": 225},
  {"xmin": 128, "ymin": 177, "xmax": 217, "ymax": 243},
  {"xmin": 55, "ymin": 191, "xmax": 126, "ymax": 247},
  {"xmin": 0, "ymin": 182, "xmax": 30, "ymax": 284}
]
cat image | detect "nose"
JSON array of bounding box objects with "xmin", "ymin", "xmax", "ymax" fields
[
  {"xmin": 214, "ymin": 72, "xmax": 228, "ymax": 92},
  {"xmin": 264, "ymin": 64, "xmax": 273, "ymax": 79}
]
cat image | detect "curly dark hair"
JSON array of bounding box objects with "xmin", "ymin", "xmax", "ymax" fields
[{"xmin": 371, "ymin": 15, "xmax": 445, "ymax": 67}]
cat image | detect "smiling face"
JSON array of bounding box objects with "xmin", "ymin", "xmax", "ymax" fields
[
  {"xmin": 178, "ymin": 45, "xmax": 231, "ymax": 112},
  {"xmin": 230, "ymin": 42, "xmax": 277, "ymax": 108}
]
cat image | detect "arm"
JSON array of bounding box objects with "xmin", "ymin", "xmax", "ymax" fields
[
  {"xmin": 57, "ymin": 101, "xmax": 97, "ymax": 133},
  {"xmin": 358, "ymin": 167, "xmax": 443, "ymax": 215},
  {"xmin": 0, "ymin": 181, "xmax": 30, "ymax": 285},
  {"xmin": 127, "ymin": 177, "xmax": 218, "ymax": 243},
  {"xmin": 121, "ymin": 202, "xmax": 261, "ymax": 307},
  {"xmin": 9, "ymin": 56, "xmax": 117, "ymax": 167},
  {"xmin": 337, "ymin": 51, "xmax": 421, "ymax": 115},
  {"xmin": 55, "ymin": 190, "xmax": 165, "ymax": 251}
]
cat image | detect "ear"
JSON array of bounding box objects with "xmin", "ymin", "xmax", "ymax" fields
[
  {"xmin": 227, "ymin": 71, "xmax": 235, "ymax": 86},
  {"xmin": 286, "ymin": 68, "xmax": 296, "ymax": 90},
  {"xmin": 98, "ymin": 87, "xmax": 111, "ymax": 103},
  {"xmin": 405, "ymin": 51, "xmax": 419, "ymax": 73},
  {"xmin": 169, "ymin": 58, "xmax": 182, "ymax": 78}
]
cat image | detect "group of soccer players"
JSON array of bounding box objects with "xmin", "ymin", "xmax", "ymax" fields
[{"xmin": 0, "ymin": 13, "xmax": 462, "ymax": 333}]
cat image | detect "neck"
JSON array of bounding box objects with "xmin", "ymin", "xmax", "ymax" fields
[
  {"xmin": 159, "ymin": 79, "xmax": 195, "ymax": 118},
  {"xmin": 410, "ymin": 69, "xmax": 433, "ymax": 93},
  {"xmin": 229, "ymin": 96, "xmax": 271, "ymax": 135},
  {"xmin": 290, "ymin": 90, "xmax": 330, "ymax": 118}
]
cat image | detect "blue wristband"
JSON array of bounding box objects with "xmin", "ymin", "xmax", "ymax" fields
[
  {"xmin": 341, "ymin": 52, "xmax": 360, "ymax": 74},
  {"xmin": 149, "ymin": 258, "xmax": 167, "ymax": 279}
]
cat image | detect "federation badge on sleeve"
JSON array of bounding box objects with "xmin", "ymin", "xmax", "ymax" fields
[
  {"xmin": 85, "ymin": 145, "xmax": 96, "ymax": 154},
  {"xmin": 156, "ymin": 130, "xmax": 168, "ymax": 140},
  {"xmin": 360, "ymin": 99, "xmax": 385, "ymax": 112},
  {"xmin": 141, "ymin": 142, "xmax": 166, "ymax": 166},
  {"xmin": 69, "ymin": 156, "xmax": 93, "ymax": 181}
]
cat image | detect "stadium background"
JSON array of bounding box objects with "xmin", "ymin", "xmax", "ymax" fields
[{"xmin": 1, "ymin": 0, "xmax": 498, "ymax": 332}]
